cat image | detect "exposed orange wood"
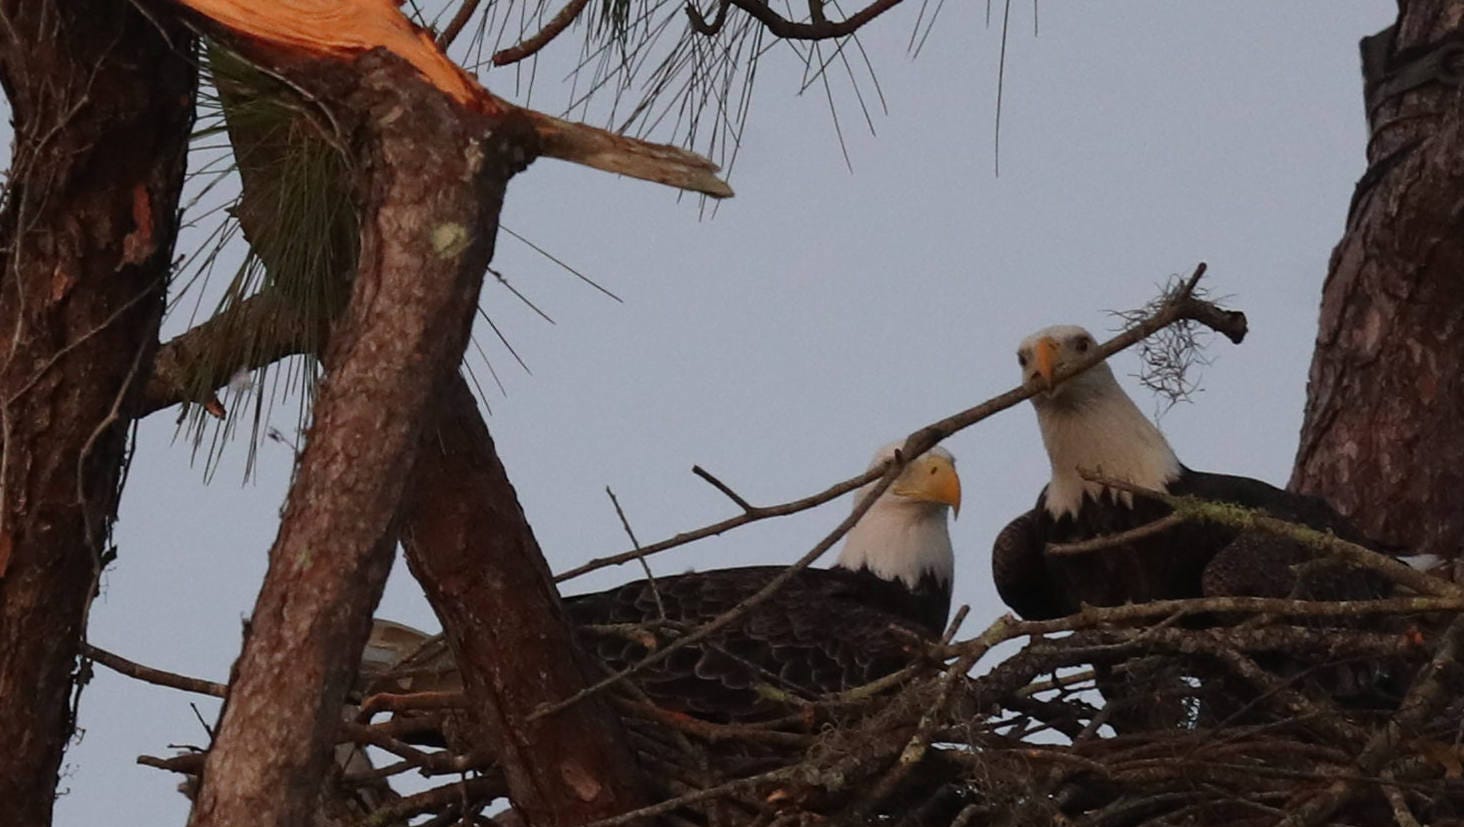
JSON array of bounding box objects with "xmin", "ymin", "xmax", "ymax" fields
[
  {"xmin": 174, "ymin": 0, "xmax": 499, "ymax": 114},
  {"xmin": 173, "ymin": 0, "xmax": 733, "ymax": 196}
]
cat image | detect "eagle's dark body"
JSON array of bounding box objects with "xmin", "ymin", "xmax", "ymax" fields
[
  {"xmin": 360, "ymin": 564, "xmax": 950, "ymax": 728},
  {"xmin": 992, "ymin": 466, "xmax": 1384, "ymax": 621},
  {"xmin": 568, "ymin": 564, "xmax": 949, "ymax": 721}
]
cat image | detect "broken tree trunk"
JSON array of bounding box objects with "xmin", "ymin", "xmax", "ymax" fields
[
  {"xmin": 182, "ymin": 46, "xmax": 532, "ymax": 827},
  {"xmin": 174, "ymin": 0, "xmax": 730, "ymax": 197},
  {"xmin": 160, "ymin": 2, "xmax": 707, "ymax": 823},
  {"xmin": 187, "ymin": 76, "xmax": 529, "ymax": 827},
  {"xmin": 1291, "ymin": 2, "xmax": 1464, "ymax": 562},
  {"xmin": 0, "ymin": 3, "xmax": 195, "ymax": 825},
  {"xmin": 399, "ymin": 373, "xmax": 648, "ymax": 826}
]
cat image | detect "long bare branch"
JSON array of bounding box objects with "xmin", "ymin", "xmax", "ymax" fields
[
  {"xmin": 560, "ymin": 263, "xmax": 1241, "ymax": 584},
  {"xmin": 82, "ymin": 643, "xmax": 228, "ymax": 698}
]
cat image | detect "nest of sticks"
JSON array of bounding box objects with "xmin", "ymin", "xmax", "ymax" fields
[
  {"xmin": 120, "ymin": 275, "xmax": 1462, "ymax": 825},
  {"xmin": 131, "ymin": 572, "xmax": 1464, "ymax": 827}
]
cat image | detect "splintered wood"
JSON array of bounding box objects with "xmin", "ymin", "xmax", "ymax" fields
[
  {"xmin": 173, "ymin": 0, "xmax": 494, "ymax": 112},
  {"xmin": 171, "ymin": 0, "xmax": 734, "ymax": 197}
]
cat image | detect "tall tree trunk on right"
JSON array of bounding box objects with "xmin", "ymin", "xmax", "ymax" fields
[
  {"xmin": 1291, "ymin": 2, "xmax": 1464, "ymax": 562},
  {"xmin": 0, "ymin": 4, "xmax": 194, "ymax": 825}
]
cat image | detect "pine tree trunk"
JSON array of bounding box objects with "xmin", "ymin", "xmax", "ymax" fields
[
  {"xmin": 186, "ymin": 52, "xmax": 532, "ymax": 826},
  {"xmin": 400, "ymin": 373, "xmax": 649, "ymax": 826},
  {"xmin": 1291, "ymin": 1, "xmax": 1464, "ymax": 562},
  {"xmin": 0, "ymin": 4, "xmax": 195, "ymax": 824}
]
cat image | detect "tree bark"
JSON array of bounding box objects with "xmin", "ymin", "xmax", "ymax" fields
[
  {"xmin": 1291, "ymin": 2, "xmax": 1464, "ymax": 561},
  {"xmin": 186, "ymin": 52, "xmax": 535, "ymax": 827},
  {"xmin": 0, "ymin": 4, "xmax": 195, "ymax": 825},
  {"xmin": 148, "ymin": 12, "xmax": 653, "ymax": 819},
  {"xmin": 400, "ymin": 373, "xmax": 649, "ymax": 826}
]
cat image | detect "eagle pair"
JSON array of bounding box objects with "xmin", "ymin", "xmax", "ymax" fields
[{"xmin": 364, "ymin": 324, "xmax": 1384, "ymax": 724}]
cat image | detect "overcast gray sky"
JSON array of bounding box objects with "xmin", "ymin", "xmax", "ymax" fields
[{"xmin": 6, "ymin": 2, "xmax": 1394, "ymax": 822}]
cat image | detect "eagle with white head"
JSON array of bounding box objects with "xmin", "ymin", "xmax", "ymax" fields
[
  {"xmin": 363, "ymin": 442, "xmax": 962, "ymax": 725},
  {"xmin": 992, "ymin": 324, "xmax": 1384, "ymax": 621}
]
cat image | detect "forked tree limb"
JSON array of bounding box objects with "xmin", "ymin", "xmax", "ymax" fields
[
  {"xmin": 398, "ymin": 373, "xmax": 650, "ymax": 825},
  {"xmin": 152, "ymin": 6, "xmax": 655, "ymax": 820},
  {"xmin": 169, "ymin": 0, "xmax": 733, "ymax": 197},
  {"xmin": 185, "ymin": 50, "xmax": 533, "ymax": 827}
]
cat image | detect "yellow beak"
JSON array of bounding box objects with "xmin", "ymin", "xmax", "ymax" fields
[
  {"xmin": 893, "ymin": 455, "xmax": 962, "ymax": 518},
  {"xmin": 1034, "ymin": 336, "xmax": 1059, "ymax": 388}
]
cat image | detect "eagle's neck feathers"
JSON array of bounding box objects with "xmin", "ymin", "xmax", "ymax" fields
[
  {"xmin": 1036, "ymin": 376, "xmax": 1182, "ymax": 520},
  {"xmin": 834, "ymin": 498, "xmax": 954, "ymax": 590}
]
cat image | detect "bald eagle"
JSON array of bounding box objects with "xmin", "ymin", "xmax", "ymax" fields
[
  {"xmin": 991, "ymin": 324, "xmax": 1383, "ymax": 621},
  {"xmin": 363, "ymin": 443, "xmax": 962, "ymax": 724}
]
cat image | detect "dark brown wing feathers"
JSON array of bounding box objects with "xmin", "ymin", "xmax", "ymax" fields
[
  {"xmin": 568, "ymin": 566, "xmax": 938, "ymax": 722},
  {"xmin": 991, "ymin": 468, "xmax": 1392, "ymax": 621}
]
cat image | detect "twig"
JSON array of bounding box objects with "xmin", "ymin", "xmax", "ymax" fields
[
  {"xmin": 492, "ymin": 0, "xmax": 590, "ymax": 65},
  {"xmin": 339, "ymin": 721, "xmax": 480, "ymax": 775},
  {"xmin": 862, "ymin": 650, "xmax": 978, "ymax": 808},
  {"xmin": 358, "ymin": 690, "xmax": 466, "ymax": 719},
  {"xmin": 435, "ymin": 0, "xmax": 484, "ymax": 49},
  {"xmin": 615, "ymin": 698, "xmax": 812, "ymax": 746},
  {"xmin": 686, "ymin": 0, "xmax": 732, "ymax": 35},
  {"xmin": 342, "ymin": 757, "xmax": 419, "ymax": 783},
  {"xmin": 942, "ymin": 604, "xmax": 970, "ymax": 643},
  {"xmin": 356, "ymin": 774, "xmax": 506, "ymax": 827},
  {"xmin": 82, "ymin": 643, "xmax": 228, "ymax": 697},
  {"xmin": 1046, "ymin": 513, "xmax": 1187, "ymax": 556},
  {"xmin": 346, "ymin": 712, "xmax": 452, "ymax": 743},
  {"xmin": 693, "ymin": 464, "xmax": 756, "ymax": 512},
  {"xmin": 559, "ymin": 262, "xmax": 1236, "ymax": 585},
  {"xmin": 607, "ymin": 486, "xmax": 665, "ymax": 619},
  {"xmin": 554, "ymin": 470, "xmax": 874, "ymax": 583},
  {"xmin": 722, "ymin": 0, "xmax": 904, "ymax": 40},
  {"xmin": 574, "ymin": 764, "xmax": 800, "ymax": 827},
  {"xmin": 824, "ymin": 660, "xmax": 926, "ymax": 702},
  {"xmin": 1009, "ymin": 595, "xmax": 1464, "ymax": 637},
  {"xmin": 1381, "ymin": 769, "xmax": 1423, "ymax": 827},
  {"xmin": 530, "ymin": 452, "xmax": 913, "ymax": 720},
  {"xmin": 138, "ymin": 752, "xmax": 207, "ymax": 775},
  {"xmin": 1281, "ymin": 615, "xmax": 1464, "ymax": 826},
  {"xmin": 1016, "ymin": 668, "xmax": 1096, "ymax": 698}
]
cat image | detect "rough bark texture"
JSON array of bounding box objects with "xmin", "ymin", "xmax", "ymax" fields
[
  {"xmin": 1291, "ymin": 1, "xmax": 1464, "ymax": 560},
  {"xmin": 187, "ymin": 54, "xmax": 533, "ymax": 827},
  {"xmin": 0, "ymin": 5, "xmax": 195, "ymax": 825},
  {"xmin": 400, "ymin": 374, "xmax": 649, "ymax": 826}
]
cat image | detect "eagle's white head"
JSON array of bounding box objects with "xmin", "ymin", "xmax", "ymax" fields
[
  {"xmin": 1017, "ymin": 324, "xmax": 1181, "ymax": 519},
  {"xmin": 835, "ymin": 442, "xmax": 961, "ymax": 588}
]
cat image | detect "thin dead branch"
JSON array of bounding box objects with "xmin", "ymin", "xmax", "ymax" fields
[
  {"xmin": 560, "ymin": 263, "xmax": 1241, "ymax": 584},
  {"xmin": 492, "ymin": 0, "xmax": 591, "ymax": 65},
  {"xmin": 82, "ymin": 643, "xmax": 228, "ymax": 698}
]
